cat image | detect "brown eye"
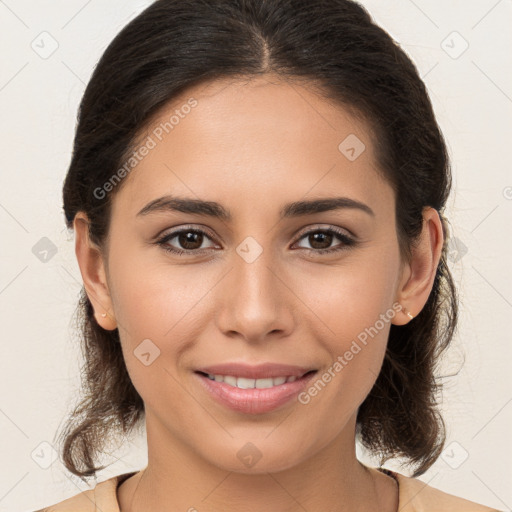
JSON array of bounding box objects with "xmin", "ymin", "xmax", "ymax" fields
[
  {"xmin": 157, "ymin": 227, "xmax": 217, "ymax": 255},
  {"xmin": 178, "ymin": 231, "xmax": 204, "ymax": 250},
  {"xmin": 307, "ymin": 231, "xmax": 334, "ymax": 250},
  {"xmin": 294, "ymin": 227, "xmax": 356, "ymax": 255}
]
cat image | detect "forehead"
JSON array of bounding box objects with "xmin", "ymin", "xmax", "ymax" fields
[{"xmin": 114, "ymin": 74, "xmax": 392, "ymax": 218}]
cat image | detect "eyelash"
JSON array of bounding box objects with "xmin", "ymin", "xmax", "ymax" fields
[{"xmin": 156, "ymin": 225, "xmax": 357, "ymax": 257}]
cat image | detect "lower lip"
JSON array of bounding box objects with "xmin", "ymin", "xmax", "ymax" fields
[{"xmin": 194, "ymin": 371, "xmax": 317, "ymax": 414}]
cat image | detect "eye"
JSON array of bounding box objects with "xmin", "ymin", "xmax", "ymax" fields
[
  {"xmin": 156, "ymin": 227, "xmax": 218, "ymax": 256},
  {"xmin": 292, "ymin": 227, "xmax": 356, "ymax": 254},
  {"xmin": 156, "ymin": 225, "xmax": 357, "ymax": 257}
]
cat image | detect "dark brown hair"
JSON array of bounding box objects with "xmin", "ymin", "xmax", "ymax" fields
[{"xmin": 60, "ymin": 0, "xmax": 457, "ymax": 480}]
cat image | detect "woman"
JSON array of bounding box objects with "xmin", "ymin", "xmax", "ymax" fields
[{"xmin": 35, "ymin": 0, "xmax": 501, "ymax": 510}]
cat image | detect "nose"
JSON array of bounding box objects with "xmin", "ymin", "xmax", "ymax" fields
[{"xmin": 214, "ymin": 240, "xmax": 295, "ymax": 344}]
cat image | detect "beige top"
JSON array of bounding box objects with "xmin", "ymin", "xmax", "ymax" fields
[{"xmin": 34, "ymin": 468, "xmax": 502, "ymax": 512}]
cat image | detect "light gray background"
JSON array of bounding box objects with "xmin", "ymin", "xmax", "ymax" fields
[{"xmin": 0, "ymin": 1, "xmax": 511, "ymax": 510}]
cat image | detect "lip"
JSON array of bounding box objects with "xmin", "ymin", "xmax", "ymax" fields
[
  {"xmin": 195, "ymin": 362, "xmax": 315, "ymax": 380},
  {"xmin": 194, "ymin": 364, "xmax": 318, "ymax": 415}
]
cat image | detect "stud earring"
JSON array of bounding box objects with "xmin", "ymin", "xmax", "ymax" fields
[
  {"xmin": 402, "ymin": 307, "xmax": 414, "ymax": 320},
  {"xmin": 101, "ymin": 312, "xmax": 107, "ymax": 318}
]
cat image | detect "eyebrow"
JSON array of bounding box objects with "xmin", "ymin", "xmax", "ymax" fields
[{"xmin": 136, "ymin": 195, "xmax": 375, "ymax": 220}]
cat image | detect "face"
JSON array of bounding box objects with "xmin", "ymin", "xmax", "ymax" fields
[{"xmin": 93, "ymin": 75, "xmax": 408, "ymax": 474}]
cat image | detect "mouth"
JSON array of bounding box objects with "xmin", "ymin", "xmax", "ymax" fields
[
  {"xmin": 195, "ymin": 369, "xmax": 317, "ymax": 389},
  {"xmin": 193, "ymin": 367, "xmax": 318, "ymax": 414}
]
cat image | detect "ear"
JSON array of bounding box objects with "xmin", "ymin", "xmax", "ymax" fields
[
  {"xmin": 73, "ymin": 212, "xmax": 117, "ymax": 331},
  {"xmin": 392, "ymin": 207, "xmax": 444, "ymax": 326}
]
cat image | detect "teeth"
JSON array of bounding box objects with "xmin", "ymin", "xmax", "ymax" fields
[
  {"xmin": 206, "ymin": 374, "xmax": 298, "ymax": 388},
  {"xmin": 224, "ymin": 375, "xmax": 237, "ymax": 387}
]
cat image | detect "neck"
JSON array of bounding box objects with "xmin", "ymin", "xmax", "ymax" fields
[{"xmin": 118, "ymin": 413, "xmax": 397, "ymax": 512}]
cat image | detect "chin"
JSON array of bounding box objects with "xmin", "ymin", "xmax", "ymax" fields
[{"xmin": 199, "ymin": 437, "xmax": 311, "ymax": 475}]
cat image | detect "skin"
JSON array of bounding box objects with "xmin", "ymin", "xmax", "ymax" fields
[{"xmin": 74, "ymin": 74, "xmax": 443, "ymax": 512}]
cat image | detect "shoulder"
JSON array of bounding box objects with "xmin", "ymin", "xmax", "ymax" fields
[
  {"xmin": 33, "ymin": 486, "xmax": 96, "ymax": 512},
  {"xmin": 393, "ymin": 471, "xmax": 502, "ymax": 512},
  {"xmin": 32, "ymin": 472, "xmax": 137, "ymax": 512}
]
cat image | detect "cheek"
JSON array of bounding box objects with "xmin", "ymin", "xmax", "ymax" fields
[
  {"xmin": 297, "ymin": 244, "xmax": 400, "ymax": 406},
  {"xmin": 108, "ymin": 241, "xmax": 214, "ymax": 343},
  {"xmin": 108, "ymin": 261, "xmax": 214, "ymax": 411},
  {"xmin": 304, "ymin": 240, "xmax": 400, "ymax": 339}
]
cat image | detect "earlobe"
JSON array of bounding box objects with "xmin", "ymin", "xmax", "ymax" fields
[
  {"xmin": 73, "ymin": 212, "xmax": 117, "ymax": 331},
  {"xmin": 392, "ymin": 207, "xmax": 444, "ymax": 326}
]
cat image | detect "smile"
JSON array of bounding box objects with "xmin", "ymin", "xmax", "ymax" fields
[
  {"xmin": 194, "ymin": 369, "xmax": 318, "ymax": 414},
  {"xmin": 203, "ymin": 373, "xmax": 298, "ymax": 388}
]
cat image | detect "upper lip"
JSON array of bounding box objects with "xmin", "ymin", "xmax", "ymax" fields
[{"xmin": 195, "ymin": 363, "xmax": 316, "ymax": 380}]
